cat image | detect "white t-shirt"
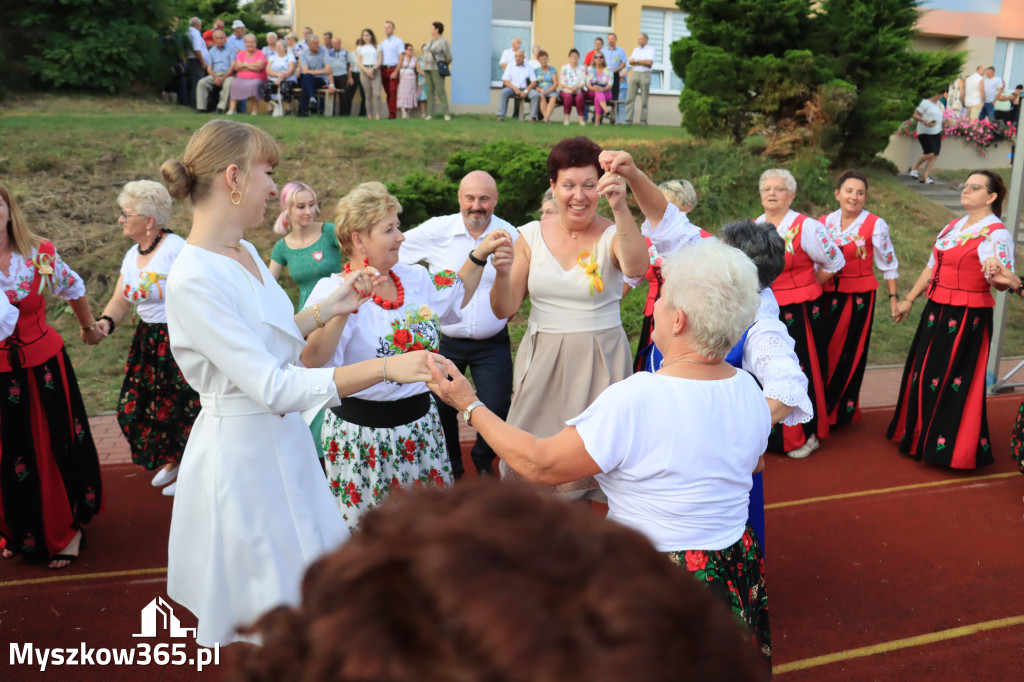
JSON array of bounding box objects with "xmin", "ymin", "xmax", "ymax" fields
[
  {"xmin": 119, "ymin": 233, "xmax": 186, "ymax": 324},
  {"xmin": 916, "ymin": 98, "xmax": 943, "ymax": 135},
  {"xmin": 983, "ymin": 76, "xmax": 1004, "ymax": 104},
  {"xmin": 356, "ymin": 44, "xmax": 379, "ymax": 68},
  {"xmin": 568, "ymin": 370, "xmax": 771, "ymax": 552},
  {"xmin": 268, "ymin": 52, "xmax": 297, "ymax": 82},
  {"xmin": 499, "ymin": 47, "xmax": 516, "ymax": 68},
  {"xmin": 963, "ymin": 72, "xmax": 984, "ymax": 107}
]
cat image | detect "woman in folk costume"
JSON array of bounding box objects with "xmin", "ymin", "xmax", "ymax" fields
[
  {"xmin": 756, "ymin": 169, "xmax": 845, "ymax": 459},
  {"xmin": 0, "ymin": 182, "xmax": 105, "ymax": 569},
  {"xmin": 888, "ymin": 171, "xmax": 1013, "ymax": 469},
  {"xmin": 819, "ymin": 171, "xmax": 900, "ymax": 427}
]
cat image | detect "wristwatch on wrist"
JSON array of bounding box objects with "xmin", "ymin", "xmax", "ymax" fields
[{"xmin": 463, "ymin": 400, "xmax": 485, "ymax": 425}]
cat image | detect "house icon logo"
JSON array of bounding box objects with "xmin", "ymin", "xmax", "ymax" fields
[{"xmin": 133, "ymin": 597, "xmax": 197, "ymax": 639}]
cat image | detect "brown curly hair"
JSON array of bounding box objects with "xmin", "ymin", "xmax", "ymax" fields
[{"xmin": 231, "ymin": 480, "xmax": 766, "ymax": 682}]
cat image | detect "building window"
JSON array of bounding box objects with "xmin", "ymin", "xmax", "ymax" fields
[
  {"xmin": 995, "ymin": 40, "xmax": 1024, "ymax": 95},
  {"xmin": 640, "ymin": 7, "xmax": 690, "ymax": 94},
  {"xmin": 574, "ymin": 2, "xmax": 614, "ymax": 62},
  {"xmin": 492, "ymin": 0, "xmax": 534, "ymax": 85}
]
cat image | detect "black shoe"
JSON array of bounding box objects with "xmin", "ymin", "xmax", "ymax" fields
[{"xmin": 297, "ymin": 110, "xmax": 310, "ymax": 117}]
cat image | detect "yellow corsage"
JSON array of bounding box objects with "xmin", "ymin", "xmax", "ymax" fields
[
  {"xmin": 853, "ymin": 236, "xmax": 867, "ymax": 259},
  {"xmin": 31, "ymin": 252, "xmax": 56, "ymax": 295},
  {"xmin": 577, "ymin": 250, "xmax": 604, "ymax": 296},
  {"xmin": 779, "ymin": 225, "xmax": 798, "ymax": 254},
  {"xmin": 138, "ymin": 271, "xmax": 167, "ymax": 300}
]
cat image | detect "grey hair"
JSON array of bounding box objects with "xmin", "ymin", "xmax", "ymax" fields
[
  {"xmin": 119, "ymin": 180, "xmax": 172, "ymax": 227},
  {"xmin": 266, "ymin": 32, "xmax": 278, "ymax": 40},
  {"xmin": 309, "ymin": 34, "xmax": 320, "ymax": 43},
  {"xmin": 640, "ymin": 33, "xmax": 649, "ymax": 40},
  {"xmin": 717, "ymin": 220, "xmax": 785, "ymax": 291},
  {"xmin": 541, "ymin": 187, "xmax": 554, "ymax": 205},
  {"xmin": 759, "ymin": 168, "xmax": 797, "ymax": 193},
  {"xmin": 190, "ymin": 17, "xmax": 201, "ymax": 28},
  {"xmin": 660, "ymin": 240, "xmax": 760, "ymax": 359},
  {"xmin": 658, "ymin": 179, "xmax": 697, "ymax": 211}
]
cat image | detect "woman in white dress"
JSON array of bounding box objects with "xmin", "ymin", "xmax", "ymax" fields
[
  {"xmin": 160, "ymin": 119, "xmax": 443, "ymax": 646},
  {"xmin": 302, "ymin": 182, "xmax": 510, "ymax": 530},
  {"xmin": 430, "ymin": 239, "xmax": 773, "ymax": 667}
]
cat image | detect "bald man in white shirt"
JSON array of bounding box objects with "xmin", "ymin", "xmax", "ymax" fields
[{"xmin": 399, "ymin": 171, "xmax": 519, "ymax": 477}]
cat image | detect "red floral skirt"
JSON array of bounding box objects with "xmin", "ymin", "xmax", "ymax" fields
[
  {"xmin": 667, "ymin": 525, "xmax": 771, "ymax": 667},
  {"xmin": 0, "ymin": 347, "xmax": 102, "ymax": 561},
  {"xmin": 117, "ymin": 321, "xmax": 200, "ymax": 470}
]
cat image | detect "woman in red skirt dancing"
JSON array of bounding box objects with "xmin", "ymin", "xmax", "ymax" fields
[
  {"xmin": 820, "ymin": 171, "xmax": 901, "ymax": 427},
  {"xmin": 888, "ymin": 171, "xmax": 1013, "ymax": 468}
]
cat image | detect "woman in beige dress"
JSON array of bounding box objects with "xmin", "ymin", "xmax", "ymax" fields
[{"xmin": 490, "ymin": 136, "xmax": 648, "ymax": 497}]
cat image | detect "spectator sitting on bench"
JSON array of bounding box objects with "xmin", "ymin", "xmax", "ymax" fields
[
  {"xmin": 196, "ymin": 29, "xmax": 235, "ymax": 114},
  {"xmin": 297, "ymin": 35, "xmax": 331, "ymax": 117},
  {"xmin": 497, "ymin": 49, "xmax": 539, "ymax": 122},
  {"xmin": 266, "ymin": 39, "xmax": 298, "ymax": 116},
  {"xmin": 226, "ymin": 34, "xmax": 267, "ymax": 116}
]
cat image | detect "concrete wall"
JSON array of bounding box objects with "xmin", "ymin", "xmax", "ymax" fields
[{"xmin": 880, "ymin": 134, "xmax": 1014, "ymax": 171}]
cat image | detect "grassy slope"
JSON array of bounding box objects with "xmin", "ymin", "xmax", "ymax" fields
[{"xmin": 1, "ymin": 94, "xmax": 1020, "ymax": 415}]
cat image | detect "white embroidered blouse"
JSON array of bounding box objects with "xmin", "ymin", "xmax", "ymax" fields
[{"xmin": 821, "ymin": 210, "xmax": 900, "ymax": 280}]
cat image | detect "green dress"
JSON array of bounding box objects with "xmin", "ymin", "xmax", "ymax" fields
[
  {"xmin": 270, "ymin": 222, "xmax": 341, "ymax": 460},
  {"xmin": 270, "ymin": 223, "xmax": 342, "ymax": 309}
]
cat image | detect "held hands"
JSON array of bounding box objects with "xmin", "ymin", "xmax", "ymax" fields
[
  {"xmin": 983, "ymin": 257, "xmax": 1020, "ymax": 290},
  {"xmin": 387, "ymin": 350, "xmax": 450, "ymax": 384},
  {"xmin": 598, "ymin": 150, "xmax": 639, "ymax": 179},
  {"xmin": 324, "ymin": 267, "xmax": 386, "ymax": 315},
  {"xmin": 424, "ymin": 357, "xmax": 478, "ymax": 411},
  {"xmin": 893, "ymin": 299, "xmax": 913, "ymax": 324},
  {"xmin": 888, "ymin": 296, "xmax": 901, "ymax": 321},
  {"xmin": 474, "ymin": 229, "xmax": 512, "ymax": 259},
  {"xmin": 596, "ymin": 171, "xmax": 628, "ymax": 212},
  {"xmin": 491, "ymin": 243, "xmax": 514, "ymax": 277},
  {"xmin": 80, "ymin": 326, "xmax": 107, "ymax": 345}
]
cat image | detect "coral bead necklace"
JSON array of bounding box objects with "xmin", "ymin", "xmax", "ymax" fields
[{"xmin": 344, "ymin": 259, "xmax": 405, "ymax": 310}]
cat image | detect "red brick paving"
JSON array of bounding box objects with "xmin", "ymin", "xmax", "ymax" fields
[{"xmin": 92, "ymin": 359, "xmax": 1024, "ymax": 466}]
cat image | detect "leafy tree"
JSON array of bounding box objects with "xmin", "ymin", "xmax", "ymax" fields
[
  {"xmin": 672, "ymin": 0, "xmax": 962, "ymax": 163},
  {"xmin": 6, "ymin": 0, "xmax": 174, "ymax": 93}
]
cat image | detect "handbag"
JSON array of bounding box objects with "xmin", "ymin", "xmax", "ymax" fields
[{"xmin": 436, "ymin": 60, "xmax": 451, "ymax": 77}]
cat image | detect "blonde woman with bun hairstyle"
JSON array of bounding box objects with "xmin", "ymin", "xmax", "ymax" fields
[{"xmin": 160, "ymin": 119, "xmax": 446, "ymax": 646}]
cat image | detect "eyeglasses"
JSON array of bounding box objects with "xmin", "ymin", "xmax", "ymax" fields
[
  {"xmin": 958, "ymin": 183, "xmax": 987, "ymax": 193},
  {"xmin": 760, "ymin": 187, "xmax": 790, "ymax": 195},
  {"xmin": 119, "ymin": 212, "xmax": 141, "ymax": 220}
]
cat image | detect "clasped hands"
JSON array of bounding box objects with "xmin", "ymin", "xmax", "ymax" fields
[{"xmin": 477, "ymin": 229, "xmax": 514, "ymax": 277}]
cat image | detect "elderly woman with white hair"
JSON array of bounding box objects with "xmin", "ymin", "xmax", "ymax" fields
[
  {"xmin": 95, "ymin": 180, "xmax": 199, "ymax": 496},
  {"xmin": 430, "ymin": 239, "xmax": 773, "ymax": 666},
  {"xmin": 756, "ymin": 168, "xmax": 844, "ymax": 459}
]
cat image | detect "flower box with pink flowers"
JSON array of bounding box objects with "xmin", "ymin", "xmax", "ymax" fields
[{"xmin": 881, "ymin": 109, "xmax": 1016, "ymax": 171}]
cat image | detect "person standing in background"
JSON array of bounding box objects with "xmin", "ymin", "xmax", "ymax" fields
[
  {"xmin": 422, "ymin": 22, "xmax": 453, "ymax": 121},
  {"xmin": 380, "ymin": 20, "xmax": 405, "ymax": 120},
  {"xmin": 603, "ymin": 33, "xmax": 628, "ymax": 124},
  {"xmin": 398, "ymin": 171, "xmax": 519, "ymax": 478},
  {"xmin": 625, "ymin": 34, "xmax": 654, "ymax": 126},
  {"xmin": 980, "ymin": 66, "xmax": 1005, "ymax": 122},
  {"xmin": 963, "ymin": 65, "xmax": 984, "ymax": 120}
]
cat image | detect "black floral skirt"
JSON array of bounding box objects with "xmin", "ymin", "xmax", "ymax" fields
[
  {"xmin": 667, "ymin": 525, "xmax": 771, "ymax": 667},
  {"xmin": 117, "ymin": 321, "xmax": 200, "ymax": 470},
  {"xmin": 822, "ymin": 290, "xmax": 876, "ymax": 427},
  {"xmin": 886, "ymin": 301, "xmax": 993, "ymax": 468},
  {"xmin": 767, "ymin": 300, "xmax": 829, "ymax": 453},
  {"xmin": 0, "ymin": 348, "xmax": 102, "ymax": 562},
  {"xmin": 1010, "ymin": 399, "xmax": 1024, "ymax": 475}
]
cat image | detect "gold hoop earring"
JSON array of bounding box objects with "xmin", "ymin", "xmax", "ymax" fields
[{"xmin": 230, "ymin": 189, "xmax": 243, "ymax": 206}]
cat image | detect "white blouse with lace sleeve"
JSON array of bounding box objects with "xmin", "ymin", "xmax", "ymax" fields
[
  {"xmin": 822, "ymin": 209, "xmax": 899, "ymax": 280},
  {"xmin": 743, "ymin": 288, "xmax": 813, "ymax": 426}
]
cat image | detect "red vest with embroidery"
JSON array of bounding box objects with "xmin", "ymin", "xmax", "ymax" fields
[
  {"xmin": 926, "ymin": 219, "xmax": 998, "ymax": 308},
  {"xmin": 0, "ymin": 241, "xmax": 66, "ymax": 371},
  {"xmin": 771, "ymin": 215, "xmax": 823, "ymax": 306},
  {"xmin": 642, "ymin": 229, "xmax": 712, "ymax": 316},
  {"xmin": 822, "ymin": 213, "xmax": 879, "ymax": 294}
]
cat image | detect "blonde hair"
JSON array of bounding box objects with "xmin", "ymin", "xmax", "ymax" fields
[
  {"xmin": 658, "ymin": 179, "xmax": 697, "ymax": 211},
  {"xmin": 160, "ymin": 119, "xmax": 281, "ymax": 205},
  {"xmin": 119, "ymin": 180, "xmax": 172, "ymax": 226},
  {"xmin": 334, "ymin": 182, "xmax": 402, "ymax": 256},
  {"xmin": 0, "ymin": 183, "xmax": 41, "ymax": 256},
  {"xmin": 660, "ymin": 240, "xmax": 760, "ymax": 360}
]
